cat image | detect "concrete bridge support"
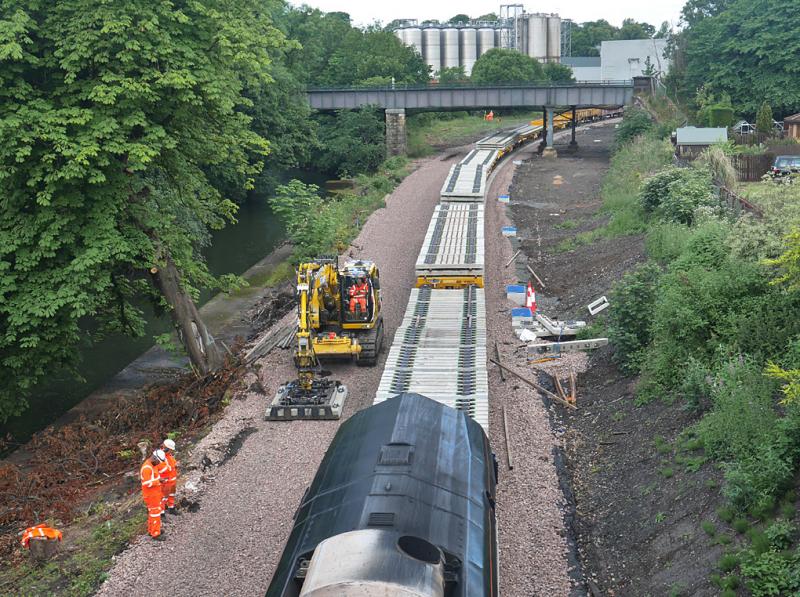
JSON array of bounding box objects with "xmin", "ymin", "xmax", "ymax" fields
[{"xmin": 385, "ymin": 108, "xmax": 407, "ymax": 156}]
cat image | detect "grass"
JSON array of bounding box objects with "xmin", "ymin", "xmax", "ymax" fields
[
  {"xmin": 406, "ymin": 111, "xmax": 540, "ymax": 157},
  {"xmin": 718, "ymin": 553, "xmax": 740, "ymax": 573},
  {"xmin": 0, "ymin": 506, "xmax": 146, "ymax": 596},
  {"xmin": 733, "ymin": 518, "xmax": 750, "ymax": 534},
  {"xmin": 654, "ymin": 435, "xmax": 672, "ymax": 455},
  {"xmin": 660, "ymin": 467, "xmax": 675, "ymax": 479},
  {"xmin": 702, "ymin": 520, "xmax": 717, "ymax": 536},
  {"xmin": 554, "ymin": 219, "xmax": 579, "ymax": 230}
]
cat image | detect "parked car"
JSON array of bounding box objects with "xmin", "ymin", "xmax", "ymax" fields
[{"xmin": 770, "ymin": 155, "xmax": 800, "ymax": 177}]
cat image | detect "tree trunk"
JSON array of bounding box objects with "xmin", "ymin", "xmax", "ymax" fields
[{"xmin": 150, "ymin": 253, "xmax": 224, "ymax": 375}]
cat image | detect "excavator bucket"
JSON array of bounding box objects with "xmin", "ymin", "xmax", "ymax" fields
[{"xmin": 265, "ymin": 378, "xmax": 348, "ymax": 421}]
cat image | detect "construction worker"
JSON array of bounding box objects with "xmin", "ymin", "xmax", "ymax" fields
[
  {"xmin": 348, "ymin": 276, "xmax": 368, "ymax": 316},
  {"xmin": 160, "ymin": 439, "xmax": 179, "ymax": 515},
  {"xmin": 140, "ymin": 450, "xmax": 166, "ymax": 540}
]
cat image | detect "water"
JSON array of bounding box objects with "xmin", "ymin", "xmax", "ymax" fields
[{"xmin": 1, "ymin": 169, "xmax": 328, "ymax": 446}]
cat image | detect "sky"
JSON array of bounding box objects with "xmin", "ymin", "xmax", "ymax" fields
[{"xmin": 293, "ymin": 0, "xmax": 686, "ymax": 29}]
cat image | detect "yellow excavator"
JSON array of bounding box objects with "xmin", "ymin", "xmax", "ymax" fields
[{"xmin": 266, "ymin": 258, "xmax": 384, "ymax": 421}]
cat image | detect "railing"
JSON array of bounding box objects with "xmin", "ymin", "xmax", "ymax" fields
[
  {"xmin": 717, "ymin": 185, "xmax": 763, "ymax": 218},
  {"xmin": 306, "ymin": 80, "xmax": 634, "ymax": 92}
]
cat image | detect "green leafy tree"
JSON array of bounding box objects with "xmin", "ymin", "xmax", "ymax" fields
[
  {"xmin": 618, "ymin": 18, "xmax": 655, "ymax": 40},
  {"xmin": 683, "ymin": 0, "xmax": 800, "ymax": 116},
  {"xmin": 439, "ymin": 66, "xmax": 469, "ymax": 84},
  {"xmin": 0, "ymin": 0, "xmax": 288, "ymax": 420},
  {"xmin": 756, "ymin": 101, "xmax": 774, "ymax": 134},
  {"xmin": 448, "ymin": 14, "xmax": 471, "ymax": 24},
  {"xmin": 475, "ymin": 13, "xmax": 498, "ymax": 22},
  {"xmin": 681, "ymin": 0, "xmax": 734, "ymax": 26},
  {"xmin": 471, "ymin": 48, "xmax": 544, "ymax": 85},
  {"xmin": 543, "ymin": 62, "xmax": 575, "ymax": 83},
  {"xmin": 317, "ymin": 107, "xmax": 385, "ymax": 177},
  {"xmin": 570, "ymin": 19, "xmax": 618, "ymax": 56}
]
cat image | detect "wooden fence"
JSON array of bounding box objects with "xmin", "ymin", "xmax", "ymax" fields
[
  {"xmin": 717, "ymin": 185, "xmax": 763, "ymax": 218},
  {"xmin": 730, "ymin": 154, "xmax": 774, "ymax": 182}
]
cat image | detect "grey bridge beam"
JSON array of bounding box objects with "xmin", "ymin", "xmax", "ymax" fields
[{"xmin": 306, "ymin": 82, "xmax": 634, "ymax": 111}]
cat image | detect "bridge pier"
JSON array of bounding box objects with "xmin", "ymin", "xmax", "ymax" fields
[
  {"xmin": 568, "ymin": 106, "xmax": 578, "ymax": 153},
  {"xmin": 542, "ymin": 107, "xmax": 557, "ymax": 158},
  {"xmin": 385, "ymin": 108, "xmax": 407, "ymax": 156}
]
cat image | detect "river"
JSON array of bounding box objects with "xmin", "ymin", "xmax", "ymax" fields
[{"xmin": 0, "ymin": 169, "xmax": 328, "ymax": 447}]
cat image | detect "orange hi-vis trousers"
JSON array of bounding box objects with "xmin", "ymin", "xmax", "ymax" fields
[
  {"xmin": 143, "ymin": 489, "xmax": 162, "ymax": 537},
  {"xmin": 162, "ymin": 481, "xmax": 176, "ymax": 509}
]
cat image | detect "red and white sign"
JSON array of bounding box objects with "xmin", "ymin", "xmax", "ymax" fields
[{"xmin": 526, "ymin": 283, "xmax": 537, "ymax": 313}]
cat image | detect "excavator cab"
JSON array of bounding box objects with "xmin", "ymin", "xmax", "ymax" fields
[{"xmin": 266, "ymin": 258, "xmax": 385, "ymax": 421}]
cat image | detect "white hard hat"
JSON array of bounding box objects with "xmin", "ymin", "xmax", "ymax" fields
[
  {"xmin": 153, "ymin": 449, "xmax": 166, "ymax": 462},
  {"xmin": 163, "ymin": 439, "xmax": 176, "ymax": 451}
]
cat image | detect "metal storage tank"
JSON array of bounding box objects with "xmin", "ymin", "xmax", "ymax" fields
[
  {"xmin": 442, "ymin": 27, "xmax": 460, "ymax": 69},
  {"xmin": 394, "ymin": 27, "xmax": 406, "ymax": 45},
  {"xmin": 423, "ymin": 28, "xmax": 441, "ymax": 75},
  {"xmin": 406, "ymin": 27, "xmax": 423, "ymax": 57},
  {"xmin": 494, "ymin": 28, "xmax": 502, "ymax": 49},
  {"xmin": 527, "ymin": 14, "xmax": 548, "ymax": 62},
  {"xmin": 546, "ymin": 16, "xmax": 561, "ymax": 62},
  {"xmin": 477, "ymin": 27, "xmax": 495, "ymax": 57},
  {"xmin": 460, "ymin": 28, "xmax": 478, "ymax": 75}
]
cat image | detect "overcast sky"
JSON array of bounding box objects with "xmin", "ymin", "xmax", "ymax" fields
[{"xmin": 293, "ymin": 1, "xmax": 686, "ymax": 29}]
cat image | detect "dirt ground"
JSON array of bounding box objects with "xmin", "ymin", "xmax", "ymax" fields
[{"xmin": 508, "ymin": 122, "xmax": 731, "ymax": 596}]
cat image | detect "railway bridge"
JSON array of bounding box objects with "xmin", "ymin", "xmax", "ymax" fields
[{"xmin": 306, "ymin": 81, "xmax": 635, "ymax": 155}]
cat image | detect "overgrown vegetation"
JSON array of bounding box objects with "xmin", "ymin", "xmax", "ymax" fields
[
  {"xmin": 270, "ymin": 157, "xmax": 411, "ymax": 261},
  {"xmin": 600, "ymin": 106, "xmax": 800, "ymax": 595}
]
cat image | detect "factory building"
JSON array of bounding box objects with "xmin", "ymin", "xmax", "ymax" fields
[{"xmin": 394, "ymin": 10, "xmax": 562, "ymax": 76}]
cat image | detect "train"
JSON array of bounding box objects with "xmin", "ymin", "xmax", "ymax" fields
[
  {"xmin": 267, "ymin": 109, "xmax": 621, "ymax": 596},
  {"xmin": 265, "ymin": 393, "xmax": 498, "ymax": 597}
]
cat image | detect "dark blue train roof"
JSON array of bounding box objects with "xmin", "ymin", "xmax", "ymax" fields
[{"xmin": 266, "ymin": 393, "xmax": 497, "ymax": 597}]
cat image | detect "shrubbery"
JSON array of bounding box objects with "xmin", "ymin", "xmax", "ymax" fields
[
  {"xmin": 613, "ymin": 107, "xmax": 654, "ymax": 149},
  {"xmin": 639, "ymin": 166, "xmax": 717, "ymax": 225}
]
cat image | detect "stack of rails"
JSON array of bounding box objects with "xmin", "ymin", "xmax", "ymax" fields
[
  {"xmin": 414, "ymin": 203, "xmax": 484, "ymax": 289},
  {"xmin": 374, "ymin": 286, "xmax": 489, "ymax": 431},
  {"xmin": 375, "ymin": 122, "xmax": 539, "ymax": 433}
]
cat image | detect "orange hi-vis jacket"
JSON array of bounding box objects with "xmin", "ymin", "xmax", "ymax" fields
[
  {"xmin": 163, "ymin": 452, "xmax": 177, "ymax": 483},
  {"xmin": 140, "ymin": 460, "xmax": 162, "ymax": 496},
  {"xmin": 21, "ymin": 524, "xmax": 62, "ymax": 548}
]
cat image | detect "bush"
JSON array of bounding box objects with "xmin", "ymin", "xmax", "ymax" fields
[
  {"xmin": 316, "ymin": 106, "xmax": 386, "ymax": 177},
  {"xmin": 639, "ymin": 166, "xmax": 717, "ymax": 225},
  {"xmin": 740, "ymin": 548, "xmax": 800, "ymax": 597},
  {"xmin": 640, "ymin": 167, "xmax": 686, "ymax": 212},
  {"xmin": 606, "ymin": 263, "xmax": 662, "ymax": 374},
  {"xmin": 614, "ymin": 108, "xmax": 654, "ymax": 149},
  {"xmin": 764, "ymin": 520, "xmax": 796, "ymax": 550}
]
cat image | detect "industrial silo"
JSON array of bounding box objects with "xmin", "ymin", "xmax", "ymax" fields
[
  {"xmin": 423, "ymin": 27, "xmax": 442, "ymax": 75},
  {"xmin": 477, "ymin": 27, "xmax": 495, "ymax": 56},
  {"xmin": 442, "ymin": 27, "xmax": 460, "ymax": 69},
  {"xmin": 460, "ymin": 28, "xmax": 478, "ymax": 75},
  {"xmin": 494, "ymin": 28, "xmax": 503, "ymax": 49},
  {"xmin": 546, "ymin": 16, "xmax": 561, "ymax": 62},
  {"xmin": 406, "ymin": 26, "xmax": 423, "ymax": 58},
  {"xmin": 527, "ymin": 14, "xmax": 548, "ymax": 62}
]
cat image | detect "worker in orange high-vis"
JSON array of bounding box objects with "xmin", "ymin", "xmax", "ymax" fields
[
  {"xmin": 140, "ymin": 450, "xmax": 166, "ymax": 540},
  {"xmin": 160, "ymin": 439, "xmax": 179, "ymax": 515}
]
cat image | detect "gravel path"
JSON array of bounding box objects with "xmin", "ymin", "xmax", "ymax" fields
[
  {"xmin": 96, "ymin": 152, "xmax": 460, "ymax": 597},
  {"xmin": 485, "ymin": 144, "xmax": 575, "ymax": 597}
]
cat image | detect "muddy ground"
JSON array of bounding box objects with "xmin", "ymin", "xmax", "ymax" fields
[{"xmin": 509, "ymin": 122, "xmax": 729, "ymax": 596}]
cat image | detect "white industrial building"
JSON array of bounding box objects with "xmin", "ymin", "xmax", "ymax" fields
[
  {"xmin": 599, "ymin": 39, "xmax": 669, "ymax": 81},
  {"xmin": 560, "ymin": 56, "xmax": 601, "ymax": 81}
]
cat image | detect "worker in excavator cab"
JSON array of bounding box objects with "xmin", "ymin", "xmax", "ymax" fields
[{"xmin": 348, "ymin": 275, "xmax": 368, "ymax": 317}]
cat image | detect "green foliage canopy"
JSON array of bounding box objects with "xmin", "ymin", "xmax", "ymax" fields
[
  {"xmin": 0, "ymin": 0, "xmax": 287, "ymax": 420},
  {"xmin": 471, "ymin": 48, "xmax": 544, "ymax": 85}
]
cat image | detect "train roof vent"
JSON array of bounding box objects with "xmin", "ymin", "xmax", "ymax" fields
[
  {"xmin": 367, "ymin": 512, "xmax": 396, "ymax": 527},
  {"xmin": 379, "ymin": 443, "xmax": 414, "ymax": 466}
]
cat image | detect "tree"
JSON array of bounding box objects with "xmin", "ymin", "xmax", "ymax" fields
[
  {"xmin": 681, "ymin": 0, "xmax": 734, "ymax": 27},
  {"xmin": 617, "ymin": 18, "xmax": 655, "ymax": 40},
  {"xmin": 543, "ymin": 62, "xmax": 575, "ymax": 83},
  {"xmin": 317, "ymin": 107, "xmax": 385, "ymax": 177},
  {"xmin": 0, "ymin": 0, "xmax": 288, "ymax": 420},
  {"xmin": 471, "ymin": 48, "xmax": 544, "ymax": 85},
  {"xmin": 756, "ymin": 101, "xmax": 774, "ymax": 134},
  {"xmin": 682, "ymin": 0, "xmax": 800, "ymax": 116},
  {"xmin": 448, "ymin": 14, "xmax": 471, "ymax": 24},
  {"xmin": 570, "ymin": 19, "xmax": 617, "ymax": 56},
  {"xmin": 475, "ymin": 13, "xmax": 498, "ymax": 22},
  {"xmin": 439, "ymin": 66, "xmax": 469, "ymax": 84}
]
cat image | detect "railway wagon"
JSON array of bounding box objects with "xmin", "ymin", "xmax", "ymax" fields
[
  {"xmin": 439, "ymin": 149, "xmax": 498, "ymax": 202},
  {"xmin": 265, "ymin": 393, "xmax": 499, "ymax": 597},
  {"xmin": 375, "ymin": 286, "xmax": 488, "ymax": 431},
  {"xmin": 414, "ymin": 203, "xmax": 485, "ymax": 289}
]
